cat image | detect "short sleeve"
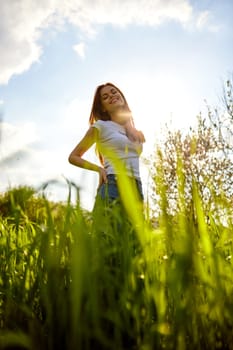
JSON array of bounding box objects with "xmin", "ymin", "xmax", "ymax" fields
[{"xmin": 91, "ymin": 120, "xmax": 103, "ymax": 131}]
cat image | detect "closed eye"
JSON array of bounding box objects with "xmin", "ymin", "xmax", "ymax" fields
[
  {"xmin": 102, "ymin": 94, "xmax": 108, "ymax": 100},
  {"xmin": 101, "ymin": 88, "xmax": 118, "ymax": 101}
]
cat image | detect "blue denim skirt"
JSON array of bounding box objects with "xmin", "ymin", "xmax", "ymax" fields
[{"xmin": 96, "ymin": 174, "xmax": 144, "ymax": 202}]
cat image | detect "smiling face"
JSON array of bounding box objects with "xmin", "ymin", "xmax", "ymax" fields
[
  {"xmin": 89, "ymin": 82, "xmax": 131, "ymax": 125},
  {"xmin": 100, "ymin": 85, "xmax": 125, "ymax": 114}
]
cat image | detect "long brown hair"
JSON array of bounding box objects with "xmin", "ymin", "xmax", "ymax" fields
[{"xmin": 89, "ymin": 82, "xmax": 131, "ymax": 125}]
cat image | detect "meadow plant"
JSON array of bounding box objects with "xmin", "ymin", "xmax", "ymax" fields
[{"xmin": 0, "ymin": 157, "xmax": 233, "ymax": 349}]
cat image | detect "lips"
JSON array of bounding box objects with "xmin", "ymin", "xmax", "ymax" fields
[{"xmin": 110, "ymin": 97, "xmax": 119, "ymax": 104}]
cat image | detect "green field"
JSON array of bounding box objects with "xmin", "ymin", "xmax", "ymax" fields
[{"xmin": 0, "ymin": 170, "xmax": 232, "ymax": 350}]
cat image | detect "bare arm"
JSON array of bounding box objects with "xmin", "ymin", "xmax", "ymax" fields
[
  {"xmin": 68, "ymin": 127, "xmax": 99, "ymax": 171},
  {"xmin": 68, "ymin": 127, "xmax": 107, "ymax": 185},
  {"xmin": 124, "ymin": 119, "xmax": 145, "ymax": 143}
]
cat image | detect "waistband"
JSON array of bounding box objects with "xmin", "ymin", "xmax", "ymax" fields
[{"xmin": 107, "ymin": 174, "xmax": 142, "ymax": 184}]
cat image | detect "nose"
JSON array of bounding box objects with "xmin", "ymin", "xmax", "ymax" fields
[{"xmin": 109, "ymin": 94, "xmax": 116, "ymax": 101}]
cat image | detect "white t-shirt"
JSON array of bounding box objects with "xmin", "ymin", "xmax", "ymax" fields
[{"xmin": 92, "ymin": 120, "xmax": 142, "ymax": 179}]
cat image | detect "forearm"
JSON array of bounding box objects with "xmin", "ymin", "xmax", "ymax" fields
[
  {"xmin": 124, "ymin": 119, "xmax": 145, "ymax": 143},
  {"xmin": 124, "ymin": 118, "xmax": 134, "ymax": 130},
  {"xmin": 68, "ymin": 154, "xmax": 101, "ymax": 172}
]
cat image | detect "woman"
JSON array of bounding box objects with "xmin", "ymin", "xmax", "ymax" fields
[
  {"xmin": 68, "ymin": 83, "xmax": 146, "ymax": 348},
  {"xmin": 68, "ymin": 82, "xmax": 145, "ymax": 207}
]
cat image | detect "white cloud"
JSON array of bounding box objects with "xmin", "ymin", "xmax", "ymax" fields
[
  {"xmin": 196, "ymin": 10, "xmax": 219, "ymax": 32},
  {"xmin": 73, "ymin": 42, "xmax": 86, "ymax": 59},
  {"xmin": 0, "ymin": 0, "xmax": 197, "ymax": 85},
  {"xmin": 0, "ymin": 121, "xmax": 38, "ymax": 160},
  {"xmin": 60, "ymin": 0, "xmax": 193, "ymax": 29},
  {"xmin": 0, "ymin": 121, "xmax": 38, "ymax": 190},
  {"xmin": 0, "ymin": 1, "xmax": 56, "ymax": 84},
  {"xmin": 196, "ymin": 11, "xmax": 209, "ymax": 29},
  {"xmin": 0, "ymin": 121, "xmax": 64, "ymax": 189},
  {"xmin": 0, "ymin": 100, "xmax": 4, "ymax": 119}
]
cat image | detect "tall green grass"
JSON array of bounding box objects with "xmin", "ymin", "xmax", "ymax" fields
[{"xmin": 0, "ymin": 168, "xmax": 232, "ymax": 349}]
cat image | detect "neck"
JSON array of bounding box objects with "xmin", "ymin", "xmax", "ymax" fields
[{"xmin": 110, "ymin": 110, "xmax": 131, "ymax": 125}]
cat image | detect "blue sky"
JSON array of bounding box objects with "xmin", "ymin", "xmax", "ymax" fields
[{"xmin": 0, "ymin": 0, "xmax": 232, "ymax": 210}]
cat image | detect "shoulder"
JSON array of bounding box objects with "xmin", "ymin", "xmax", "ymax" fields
[
  {"xmin": 92, "ymin": 120, "xmax": 106, "ymax": 130},
  {"xmin": 92, "ymin": 120, "xmax": 123, "ymax": 130}
]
